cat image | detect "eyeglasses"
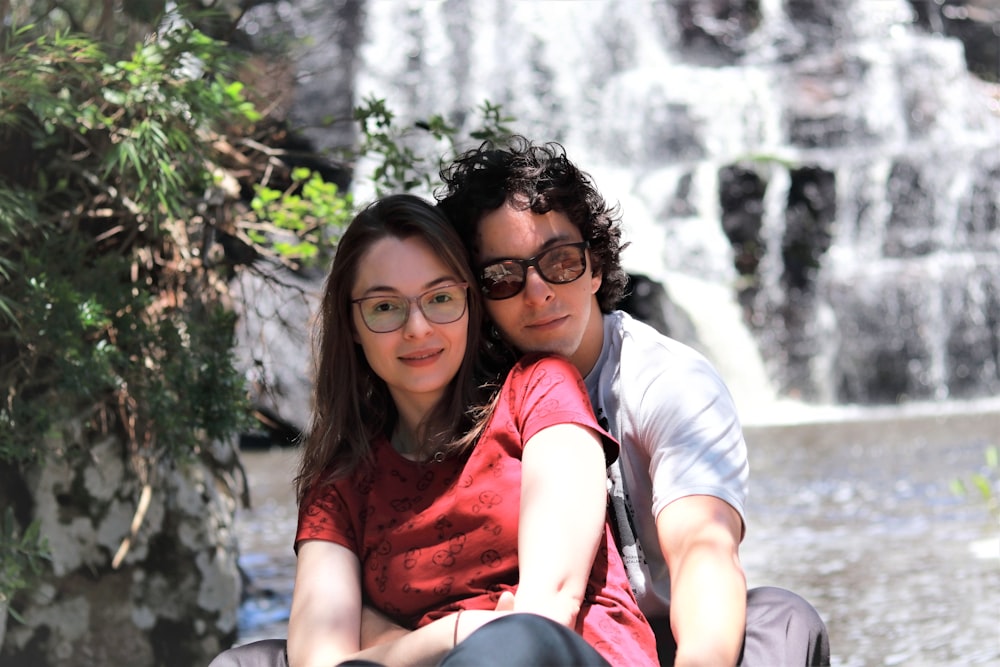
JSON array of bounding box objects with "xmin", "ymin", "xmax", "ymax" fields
[
  {"xmin": 352, "ymin": 283, "xmax": 469, "ymax": 333},
  {"xmin": 478, "ymin": 241, "xmax": 589, "ymax": 300}
]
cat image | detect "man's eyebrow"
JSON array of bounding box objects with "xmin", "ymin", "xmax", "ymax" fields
[{"xmin": 479, "ymin": 234, "xmax": 577, "ymax": 263}]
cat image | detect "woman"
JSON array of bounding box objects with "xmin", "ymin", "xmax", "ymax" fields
[{"xmin": 213, "ymin": 194, "xmax": 656, "ymax": 667}]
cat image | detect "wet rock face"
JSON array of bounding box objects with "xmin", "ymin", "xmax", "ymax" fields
[
  {"xmin": 665, "ymin": 0, "xmax": 764, "ymax": 65},
  {"xmin": 908, "ymin": 0, "xmax": 1000, "ymax": 82},
  {"xmin": 229, "ymin": 0, "xmax": 999, "ymax": 413},
  {"xmin": 1, "ymin": 428, "xmax": 242, "ymax": 667}
]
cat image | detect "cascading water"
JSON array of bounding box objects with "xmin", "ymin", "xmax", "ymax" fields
[
  {"xmin": 229, "ymin": 4, "xmax": 1000, "ymax": 663},
  {"xmin": 338, "ymin": 0, "xmax": 1000, "ymax": 413}
]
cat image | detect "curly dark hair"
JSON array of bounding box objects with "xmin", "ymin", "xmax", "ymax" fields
[{"xmin": 436, "ymin": 136, "xmax": 628, "ymax": 312}]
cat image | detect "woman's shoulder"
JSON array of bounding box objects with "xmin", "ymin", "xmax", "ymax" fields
[
  {"xmin": 503, "ymin": 353, "xmax": 587, "ymax": 401},
  {"xmin": 512, "ymin": 352, "xmax": 579, "ymax": 375}
]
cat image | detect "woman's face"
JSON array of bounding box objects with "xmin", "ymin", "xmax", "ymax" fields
[{"xmin": 350, "ymin": 235, "xmax": 469, "ymax": 419}]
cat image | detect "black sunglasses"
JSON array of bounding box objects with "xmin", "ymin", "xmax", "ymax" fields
[{"xmin": 478, "ymin": 241, "xmax": 589, "ymax": 300}]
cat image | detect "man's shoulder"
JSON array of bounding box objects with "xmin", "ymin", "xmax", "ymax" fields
[
  {"xmin": 606, "ymin": 310, "xmax": 704, "ymax": 362},
  {"xmin": 600, "ymin": 311, "xmax": 733, "ymax": 405}
]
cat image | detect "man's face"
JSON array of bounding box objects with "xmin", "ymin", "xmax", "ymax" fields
[{"xmin": 475, "ymin": 202, "xmax": 604, "ymax": 374}]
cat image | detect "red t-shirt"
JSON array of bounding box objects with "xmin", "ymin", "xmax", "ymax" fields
[{"xmin": 297, "ymin": 354, "xmax": 658, "ymax": 666}]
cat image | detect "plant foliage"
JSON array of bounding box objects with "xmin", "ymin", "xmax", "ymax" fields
[
  {"xmin": 0, "ymin": 26, "xmax": 262, "ymax": 468},
  {"xmin": 354, "ymin": 95, "xmax": 514, "ymax": 196},
  {"xmin": 0, "ymin": 6, "xmax": 515, "ymax": 634},
  {"xmin": 951, "ymin": 444, "xmax": 1000, "ymax": 524},
  {"xmin": 0, "ymin": 509, "xmax": 49, "ymax": 621}
]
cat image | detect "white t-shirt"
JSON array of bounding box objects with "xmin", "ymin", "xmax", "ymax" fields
[{"xmin": 585, "ymin": 311, "xmax": 749, "ymax": 619}]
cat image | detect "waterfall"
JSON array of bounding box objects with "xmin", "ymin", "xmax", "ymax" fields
[{"xmin": 243, "ymin": 0, "xmax": 1000, "ymax": 415}]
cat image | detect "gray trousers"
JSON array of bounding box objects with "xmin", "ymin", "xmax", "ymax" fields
[
  {"xmin": 208, "ymin": 586, "xmax": 830, "ymax": 667},
  {"xmin": 648, "ymin": 586, "xmax": 830, "ymax": 667}
]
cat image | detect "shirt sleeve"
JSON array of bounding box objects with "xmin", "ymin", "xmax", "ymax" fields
[
  {"xmin": 294, "ymin": 476, "xmax": 359, "ymax": 554},
  {"xmin": 508, "ymin": 353, "xmax": 620, "ymax": 464},
  {"xmin": 635, "ymin": 352, "xmax": 748, "ymax": 526}
]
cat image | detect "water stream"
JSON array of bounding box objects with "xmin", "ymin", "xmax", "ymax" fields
[
  {"xmin": 228, "ymin": 2, "xmax": 1000, "ymax": 664},
  {"xmin": 231, "ymin": 399, "xmax": 1000, "ymax": 667},
  {"xmin": 242, "ymin": 0, "xmax": 1000, "ymax": 408}
]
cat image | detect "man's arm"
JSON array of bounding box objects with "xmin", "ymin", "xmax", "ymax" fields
[{"xmin": 658, "ymin": 495, "xmax": 746, "ymax": 667}]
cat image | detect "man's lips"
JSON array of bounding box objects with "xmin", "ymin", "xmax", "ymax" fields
[{"xmin": 525, "ymin": 313, "xmax": 568, "ymax": 330}]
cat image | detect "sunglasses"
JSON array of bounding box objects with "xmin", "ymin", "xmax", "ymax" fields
[
  {"xmin": 352, "ymin": 283, "xmax": 469, "ymax": 333},
  {"xmin": 478, "ymin": 241, "xmax": 589, "ymax": 300}
]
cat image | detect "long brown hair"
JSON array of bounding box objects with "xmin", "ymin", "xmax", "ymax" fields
[{"xmin": 295, "ymin": 194, "xmax": 509, "ymax": 503}]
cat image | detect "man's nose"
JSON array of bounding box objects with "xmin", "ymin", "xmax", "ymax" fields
[{"xmin": 521, "ymin": 267, "xmax": 554, "ymax": 304}]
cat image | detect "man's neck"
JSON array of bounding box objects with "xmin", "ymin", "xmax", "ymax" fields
[{"xmin": 569, "ymin": 307, "xmax": 606, "ymax": 378}]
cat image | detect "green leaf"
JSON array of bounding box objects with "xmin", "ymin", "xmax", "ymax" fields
[
  {"xmin": 985, "ymin": 445, "xmax": 998, "ymax": 469},
  {"xmin": 971, "ymin": 473, "xmax": 993, "ymax": 501},
  {"xmin": 291, "ymin": 167, "xmax": 313, "ymax": 182}
]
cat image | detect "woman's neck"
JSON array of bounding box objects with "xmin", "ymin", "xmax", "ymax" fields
[
  {"xmin": 391, "ymin": 424, "xmax": 449, "ymax": 463},
  {"xmin": 389, "ymin": 390, "xmax": 450, "ymax": 461},
  {"xmin": 389, "ymin": 388, "xmax": 438, "ymax": 435},
  {"xmin": 391, "ymin": 425, "xmax": 421, "ymax": 458}
]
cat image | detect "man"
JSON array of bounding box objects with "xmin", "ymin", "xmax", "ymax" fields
[{"xmin": 435, "ymin": 136, "xmax": 830, "ymax": 667}]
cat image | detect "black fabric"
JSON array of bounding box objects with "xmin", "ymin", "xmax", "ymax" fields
[{"xmin": 440, "ymin": 614, "xmax": 610, "ymax": 667}]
